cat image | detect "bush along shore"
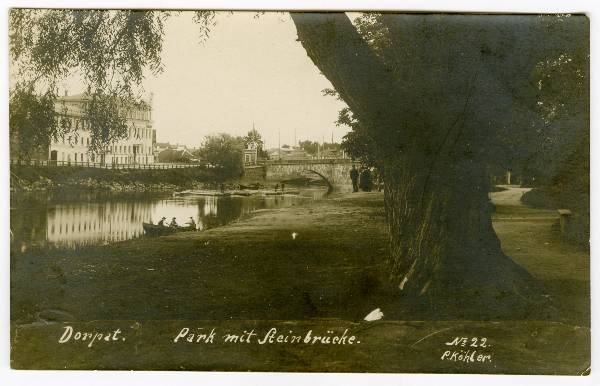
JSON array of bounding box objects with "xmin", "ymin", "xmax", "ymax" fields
[
  {"xmin": 521, "ymin": 186, "xmax": 589, "ymax": 249},
  {"xmin": 10, "ymin": 164, "xmax": 234, "ymax": 192}
]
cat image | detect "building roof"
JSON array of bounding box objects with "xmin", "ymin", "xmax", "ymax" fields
[
  {"xmin": 58, "ymin": 92, "xmax": 152, "ymax": 106},
  {"xmin": 59, "ymin": 92, "xmax": 88, "ymax": 102}
]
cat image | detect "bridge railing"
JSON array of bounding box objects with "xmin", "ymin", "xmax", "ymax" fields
[
  {"xmin": 265, "ymin": 157, "xmax": 354, "ymax": 165},
  {"xmin": 10, "ymin": 159, "xmax": 204, "ymax": 170}
]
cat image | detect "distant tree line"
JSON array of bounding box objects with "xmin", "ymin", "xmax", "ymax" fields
[
  {"xmin": 176, "ymin": 129, "xmax": 268, "ymax": 180},
  {"xmin": 297, "ymin": 140, "xmax": 341, "ymax": 156}
]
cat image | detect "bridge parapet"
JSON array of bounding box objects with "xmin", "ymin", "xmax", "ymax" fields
[{"xmin": 265, "ymin": 158, "xmax": 353, "ymax": 165}]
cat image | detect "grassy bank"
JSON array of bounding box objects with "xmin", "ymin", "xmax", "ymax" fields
[{"xmin": 10, "ymin": 164, "xmax": 225, "ymax": 191}]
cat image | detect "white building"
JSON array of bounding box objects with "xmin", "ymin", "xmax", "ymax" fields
[{"xmin": 49, "ymin": 93, "xmax": 156, "ymax": 165}]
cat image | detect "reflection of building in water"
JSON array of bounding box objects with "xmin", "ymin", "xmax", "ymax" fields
[
  {"xmin": 202, "ymin": 196, "xmax": 219, "ymax": 217},
  {"xmin": 46, "ymin": 201, "xmax": 152, "ymax": 248}
]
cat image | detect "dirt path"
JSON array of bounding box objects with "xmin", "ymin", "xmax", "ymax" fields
[
  {"xmin": 490, "ymin": 185, "xmax": 589, "ymax": 325},
  {"xmin": 490, "ymin": 184, "xmax": 532, "ymax": 206}
]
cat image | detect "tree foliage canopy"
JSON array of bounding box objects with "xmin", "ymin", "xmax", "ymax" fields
[
  {"xmin": 242, "ymin": 129, "xmax": 263, "ymax": 148},
  {"xmin": 198, "ymin": 133, "xmax": 245, "ymax": 180},
  {"xmin": 9, "ymin": 9, "xmax": 215, "ymax": 156},
  {"xmin": 298, "ymin": 139, "xmax": 341, "ymax": 156},
  {"xmin": 322, "ymin": 13, "xmax": 588, "ymax": 185}
]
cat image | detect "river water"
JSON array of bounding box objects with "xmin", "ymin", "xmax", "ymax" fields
[{"xmin": 10, "ymin": 187, "xmax": 327, "ymax": 252}]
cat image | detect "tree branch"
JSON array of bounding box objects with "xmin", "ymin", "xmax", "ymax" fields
[{"xmin": 290, "ymin": 12, "xmax": 412, "ymax": 146}]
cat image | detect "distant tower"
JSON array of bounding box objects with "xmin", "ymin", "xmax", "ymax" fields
[{"xmin": 243, "ymin": 137, "xmax": 258, "ymax": 167}]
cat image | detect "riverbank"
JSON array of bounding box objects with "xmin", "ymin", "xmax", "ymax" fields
[
  {"xmin": 10, "ymin": 164, "xmax": 242, "ymax": 192},
  {"xmin": 12, "ymin": 188, "xmax": 588, "ymax": 323},
  {"xmin": 11, "ymin": 189, "xmax": 589, "ymax": 373},
  {"xmin": 11, "ymin": 191, "xmax": 390, "ymax": 322}
]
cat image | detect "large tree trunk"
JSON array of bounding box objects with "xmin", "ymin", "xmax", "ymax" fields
[
  {"xmin": 382, "ymin": 147, "xmax": 541, "ymax": 318},
  {"xmin": 291, "ymin": 12, "xmax": 547, "ymax": 318}
]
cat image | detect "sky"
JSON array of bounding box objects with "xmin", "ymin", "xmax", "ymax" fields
[{"xmin": 68, "ymin": 12, "xmax": 351, "ymax": 149}]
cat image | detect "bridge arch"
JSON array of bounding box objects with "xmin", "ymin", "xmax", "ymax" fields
[
  {"xmin": 264, "ymin": 158, "xmax": 357, "ymax": 192},
  {"xmin": 304, "ymin": 169, "xmax": 333, "ymax": 193}
]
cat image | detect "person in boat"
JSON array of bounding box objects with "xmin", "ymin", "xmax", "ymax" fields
[
  {"xmin": 157, "ymin": 217, "xmax": 167, "ymax": 226},
  {"xmin": 169, "ymin": 217, "xmax": 178, "ymax": 228},
  {"xmin": 186, "ymin": 217, "xmax": 196, "ymax": 229}
]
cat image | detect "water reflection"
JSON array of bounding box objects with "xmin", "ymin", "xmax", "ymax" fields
[{"xmin": 11, "ymin": 189, "xmax": 326, "ymax": 252}]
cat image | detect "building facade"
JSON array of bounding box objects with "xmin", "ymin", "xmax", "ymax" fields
[
  {"xmin": 49, "ymin": 93, "xmax": 156, "ymax": 165},
  {"xmin": 243, "ymin": 141, "xmax": 259, "ymax": 166}
]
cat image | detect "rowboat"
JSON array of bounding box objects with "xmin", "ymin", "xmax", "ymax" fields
[
  {"xmin": 142, "ymin": 223, "xmax": 196, "ymax": 237},
  {"xmin": 230, "ymin": 190, "xmax": 260, "ymax": 196},
  {"xmin": 263, "ymin": 190, "xmax": 300, "ymax": 195},
  {"xmin": 173, "ymin": 190, "xmax": 231, "ymax": 197}
]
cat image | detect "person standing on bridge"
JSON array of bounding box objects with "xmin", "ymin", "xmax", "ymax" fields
[
  {"xmin": 359, "ymin": 167, "xmax": 373, "ymax": 192},
  {"xmin": 350, "ymin": 165, "xmax": 359, "ymax": 192}
]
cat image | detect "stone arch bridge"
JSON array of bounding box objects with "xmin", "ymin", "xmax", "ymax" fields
[{"xmin": 264, "ymin": 158, "xmax": 358, "ymax": 192}]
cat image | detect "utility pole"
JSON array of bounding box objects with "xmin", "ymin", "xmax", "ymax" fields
[
  {"xmin": 294, "ymin": 128, "xmax": 297, "ymax": 148},
  {"xmin": 278, "ymin": 129, "xmax": 281, "ymax": 160}
]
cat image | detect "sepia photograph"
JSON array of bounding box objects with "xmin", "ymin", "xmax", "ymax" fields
[{"xmin": 6, "ymin": 1, "xmax": 591, "ymax": 378}]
